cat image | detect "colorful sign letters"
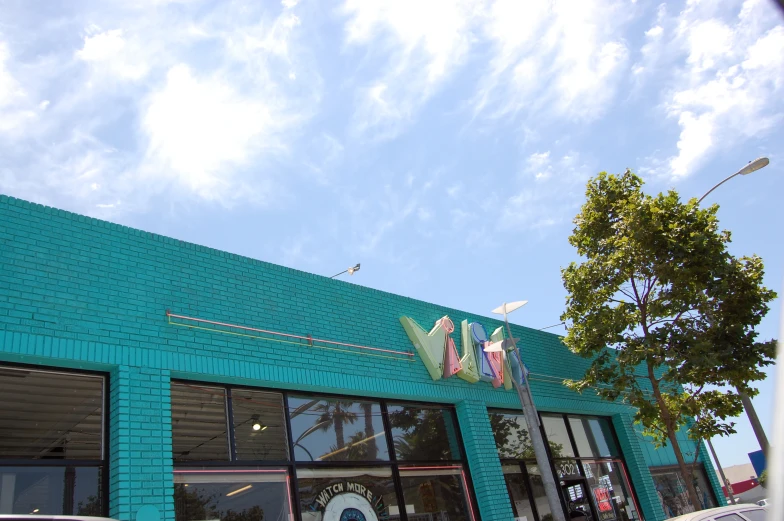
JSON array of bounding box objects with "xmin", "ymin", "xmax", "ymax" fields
[{"xmin": 399, "ymin": 315, "xmax": 525, "ymax": 390}]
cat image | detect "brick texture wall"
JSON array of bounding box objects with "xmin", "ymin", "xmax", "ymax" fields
[{"xmin": 0, "ymin": 194, "xmax": 718, "ymax": 521}]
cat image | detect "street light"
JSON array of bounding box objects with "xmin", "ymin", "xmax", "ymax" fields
[
  {"xmin": 697, "ymin": 157, "xmax": 769, "ymax": 204},
  {"xmin": 491, "ymin": 301, "xmax": 567, "ymax": 521},
  {"xmin": 330, "ymin": 263, "xmax": 361, "ymax": 279},
  {"xmin": 696, "ymin": 157, "xmax": 772, "ymax": 503}
]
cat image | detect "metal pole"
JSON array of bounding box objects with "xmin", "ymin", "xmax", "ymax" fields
[
  {"xmin": 706, "ymin": 438, "xmax": 735, "ymax": 504},
  {"xmin": 739, "ymin": 392, "xmax": 770, "ymax": 458},
  {"xmin": 502, "ymin": 306, "xmax": 567, "ymax": 521}
]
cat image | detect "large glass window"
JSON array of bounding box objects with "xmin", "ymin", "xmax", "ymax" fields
[
  {"xmin": 173, "ymin": 384, "xmax": 476, "ymax": 521},
  {"xmin": 387, "ymin": 404, "xmax": 461, "ymax": 461},
  {"xmin": 491, "ymin": 411, "xmax": 641, "ymax": 521},
  {"xmin": 0, "ymin": 365, "xmax": 106, "ymax": 516},
  {"xmin": 650, "ymin": 464, "xmax": 717, "ymax": 517},
  {"xmin": 287, "ymin": 396, "xmax": 389, "ymax": 462}
]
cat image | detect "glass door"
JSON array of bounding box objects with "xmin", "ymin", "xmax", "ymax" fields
[{"xmin": 561, "ymin": 479, "xmax": 594, "ymax": 521}]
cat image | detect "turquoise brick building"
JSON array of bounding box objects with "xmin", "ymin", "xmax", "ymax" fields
[{"xmin": 0, "ymin": 195, "xmax": 723, "ymax": 521}]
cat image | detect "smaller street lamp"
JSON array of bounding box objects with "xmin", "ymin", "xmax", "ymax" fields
[
  {"xmin": 330, "ymin": 263, "xmax": 361, "ymax": 279},
  {"xmin": 697, "ymin": 157, "xmax": 769, "ymax": 204}
]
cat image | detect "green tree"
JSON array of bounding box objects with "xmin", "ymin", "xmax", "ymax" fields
[
  {"xmin": 560, "ymin": 170, "xmax": 776, "ymax": 511},
  {"xmin": 758, "ymin": 469, "xmax": 767, "ymax": 488},
  {"xmin": 315, "ymin": 400, "xmax": 358, "ymax": 451}
]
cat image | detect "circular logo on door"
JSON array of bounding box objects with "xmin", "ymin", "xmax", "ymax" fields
[{"xmin": 323, "ymin": 492, "xmax": 378, "ymax": 521}]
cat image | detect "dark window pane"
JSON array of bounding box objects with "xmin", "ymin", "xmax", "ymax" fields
[
  {"xmin": 541, "ymin": 415, "xmax": 575, "ymax": 458},
  {"xmin": 583, "ymin": 461, "xmax": 640, "ymax": 521},
  {"xmin": 502, "ymin": 466, "xmax": 535, "ymax": 521},
  {"xmin": 650, "ymin": 464, "xmax": 717, "ymax": 517},
  {"xmin": 490, "ymin": 412, "xmax": 534, "ymax": 459},
  {"xmin": 526, "ymin": 464, "xmax": 552, "ymax": 521},
  {"xmin": 399, "ymin": 467, "xmax": 474, "ymax": 521},
  {"xmin": 297, "ymin": 468, "xmax": 397, "ymax": 521},
  {"xmin": 231, "ymin": 389, "xmax": 289, "ymax": 461},
  {"xmin": 568, "ymin": 417, "xmax": 618, "ymax": 458},
  {"xmin": 172, "ymin": 383, "xmax": 229, "ymax": 462},
  {"xmin": 287, "ymin": 396, "xmax": 389, "ymax": 462},
  {"xmin": 0, "ymin": 466, "xmax": 102, "ymax": 516},
  {"xmin": 739, "ymin": 509, "xmax": 767, "ymax": 521},
  {"xmin": 387, "ymin": 405, "xmax": 461, "ymax": 461},
  {"xmin": 174, "ymin": 469, "xmax": 290, "ymax": 521},
  {"xmin": 0, "ymin": 367, "xmax": 103, "ymax": 460}
]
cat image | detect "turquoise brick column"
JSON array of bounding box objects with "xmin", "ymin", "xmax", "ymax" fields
[
  {"xmin": 110, "ymin": 366, "xmax": 174, "ymax": 521},
  {"xmin": 455, "ymin": 400, "xmax": 514, "ymax": 521},
  {"xmin": 611, "ymin": 413, "xmax": 665, "ymax": 521}
]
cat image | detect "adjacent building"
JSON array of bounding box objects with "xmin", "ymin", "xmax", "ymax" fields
[{"xmin": 0, "ymin": 195, "xmax": 724, "ymax": 521}]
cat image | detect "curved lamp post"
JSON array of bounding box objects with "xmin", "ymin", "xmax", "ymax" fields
[{"xmin": 696, "ymin": 157, "xmax": 771, "ymax": 504}]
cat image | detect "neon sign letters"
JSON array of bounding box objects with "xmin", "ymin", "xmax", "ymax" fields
[{"xmin": 399, "ymin": 315, "xmax": 525, "ymax": 390}]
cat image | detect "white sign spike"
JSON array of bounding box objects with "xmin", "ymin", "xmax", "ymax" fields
[{"xmin": 491, "ymin": 300, "xmax": 528, "ymax": 315}]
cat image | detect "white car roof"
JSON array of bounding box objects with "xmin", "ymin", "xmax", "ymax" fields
[{"xmin": 668, "ymin": 504, "xmax": 767, "ymax": 521}]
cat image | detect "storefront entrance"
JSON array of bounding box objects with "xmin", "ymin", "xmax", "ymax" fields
[{"xmin": 561, "ymin": 479, "xmax": 594, "ymax": 520}]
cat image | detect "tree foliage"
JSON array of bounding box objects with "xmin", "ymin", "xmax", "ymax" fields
[{"xmin": 560, "ymin": 169, "xmax": 776, "ymax": 511}]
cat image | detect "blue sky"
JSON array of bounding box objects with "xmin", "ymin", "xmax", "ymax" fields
[{"xmin": 1, "ymin": 0, "xmax": 783, "ymax": 470}]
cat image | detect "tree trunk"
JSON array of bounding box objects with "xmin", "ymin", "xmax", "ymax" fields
[
  {"xmin": 648, "ymin": 363, "xmax": 703, "ymax": 511},
  {"xmin": 335, "ymin": 404, "xmax": 345, "ymax": 449}
]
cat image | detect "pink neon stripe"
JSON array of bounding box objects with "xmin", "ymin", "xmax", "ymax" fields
[
  {"xmin": 399, "ymin": 465, "xmax": 462, "ymax": 471},
  {"xmin": 461, "ymin": 469, "xmax": 476, "ymax": 521},
  {"xmin": 617, "ymin": 460, "xmax": 643, "ymax": 521},
  {"xmin": 174, "ymin": 469, "xmax": 286, "ymax": 474},
  {"xmin": 167, "ymin": 311, "xmax": 414, "ymax": 357},
  {"xmin": 286, "ymin": 474, "xmax": 294, "ymax": 521}
]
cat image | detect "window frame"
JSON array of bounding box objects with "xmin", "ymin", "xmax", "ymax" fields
[
  {"xmin": 0, "ymin": 362, "xmax": 109, "ymax": 517},
  {"xmin": 489, "ymin": 409, "xmax": 644, "ymax": 521},
  {"xmin": 171, "ymin": 380, "xmax": 479, "ymax": 521}
]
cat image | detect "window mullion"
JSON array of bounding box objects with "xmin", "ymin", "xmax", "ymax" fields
[{"xmin": 226, "ymin": 387, "xmax": 237, "ymax": 461}]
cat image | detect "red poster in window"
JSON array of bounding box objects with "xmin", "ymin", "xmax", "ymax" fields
[{"xmin": 592, "ymin": 486, "xmax": 615, "ymax": 517}]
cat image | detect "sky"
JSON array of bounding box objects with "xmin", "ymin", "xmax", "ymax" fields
[{"xmin": 1, "ymin": 0, "xmax": 783, "ymax": 471}]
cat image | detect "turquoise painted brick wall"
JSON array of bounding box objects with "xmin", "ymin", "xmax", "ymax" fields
[{"xmin": 0, "ymin": 194, "xmax": 694, "ymax": 521}]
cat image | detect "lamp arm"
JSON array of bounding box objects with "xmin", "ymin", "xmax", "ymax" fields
[{"xmin": 697, "ymin": 170, "xmax": 742, "ymax": 204}]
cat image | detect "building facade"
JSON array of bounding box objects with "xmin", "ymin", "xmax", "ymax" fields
[{"xmin": 0, "ymin": 195, "xmax": 724, "ymax": 521}]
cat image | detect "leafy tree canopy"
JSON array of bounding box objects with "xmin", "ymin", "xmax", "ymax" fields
[{"xmin": 560, "ymin": 169, "xmax": 776, "ymax": 510}]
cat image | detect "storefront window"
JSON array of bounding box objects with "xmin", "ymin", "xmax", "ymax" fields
[
  {"xmin": 650, "ymin": 465, "xmax": 717, "ymax": 518},
  {"xmin": 288, "ymin": 397, "xmax": 389, "ymax": 462},
  {"xmin": 0, "ymin": 366, "xmax": 106, "ymax": 516},
  {"xmin": 174, "ymin": 469, "xmax": 291, "ymax": 521},
  {"xmin": 526, "ymin": 464, "xmax": 553, "ymax": 521},
  {"xmin": 582, "ymin": 461, "xmax": 640, "ymax": 521},
  {"xmin": 568, "ymin": 417, "xmax": 618, "ymax": 458},
  {"xmin": 231, "ymin": 389, "xmax": 289, "ymax": 461},
  {"xmin": 541, "ymin": 415, "xmax": 575, "ymax": 458},
  {"xmin": 387, "ymin": 404, "xmax": 461, "ymax": 461},
  {"xmin": 398, "ymin": 467, "xmax": 474, "ymax": 521},
  {"xmin": 491, "ymin": 412, "xmax": 534, "ymax": 459},
  {"xmin": 502, "ymin": 466, "xmax": 536, "ymax": 521},
  {"xmin": 172, "ymin": 383, "xmax": 229, "ymax": 462},
  {"xmin": 297, "ymin": 467, "xmax": 397, "ymax": 521}
]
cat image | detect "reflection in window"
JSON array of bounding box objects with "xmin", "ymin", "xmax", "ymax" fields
[
  {"xmin": 387, "ymin": 405, "xmax": 461, "ymax": 461},
  {"xmin": 583, "ymin": 461, "xmax": 640, "ymax": 521},
  {"xmin": 541, "ymin": 415, "xmax": 575, "ymax": 458},
  {"xmin": 569, "ymin": 417, "xmax": 618, "ymax": 458},
  {"xmin": 502, "ymin": 466, "xmax": 536, "ymax": 521},
  {"xmin": 172, "ymin": 384, "xmax": 229, "ymax": 462},
  {"xmin": 0, "ymin": 467, "xmax": 102, "ymax": 516},
  {"xmin": 173, "ymin": 470, "xmax": 291, "ymax": 521},
  {"xmin": 297, "ymin": 468, "xmax": 397, "ymax": 521},
  {"xmin": 650, "ymin": 465, "xmax": 716, "ymax": 518},
  {"xmin": 287, "ymin": 396, "xmax": 389, "ymax": 462},
  {"xmin": 231, "ymin": 389, "xmax": 289, "ymax": 461},
  {"xmin": 526, "ymin": 465, "xmax": 553, "ymax": 521},
  {"xmin": 399, "ymin": 467, "xmax": 474, "ymax": 521},
  {"xmin": 490, "ymin": 412, "xmax": 534, "ymax": 459}
]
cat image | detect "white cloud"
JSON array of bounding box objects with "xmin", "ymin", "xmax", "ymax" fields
[
  {"xmin": 343, "ymin": 0, "xmax": 480, "ymax": 138},
  {"xmin": 0, "ymin": 42, "xmax": 37, "ymax": 134},
  {"xmin": 76, "ymin": 29, "xmax": 149, "ymax": 80},
  {"xmin": 475, "ymin": 0, "xmax": 632, "ymax": 122},
  {"xmin": 663, "ymin": 0, "xmax": 784, "ymax": 178},
  {"xmin": 141, "ymin": 65, "xmax": 275, "ymax": 200}
]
